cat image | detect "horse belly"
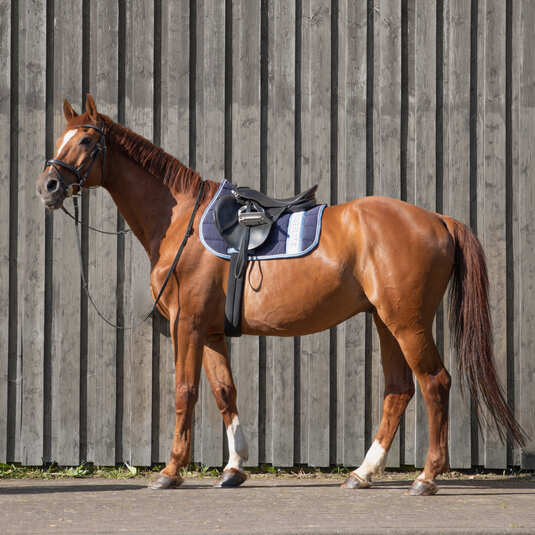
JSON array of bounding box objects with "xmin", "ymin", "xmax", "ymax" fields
[{"xmin": 241, "ymin": 252, "xmax": 370, "ymax": 337}]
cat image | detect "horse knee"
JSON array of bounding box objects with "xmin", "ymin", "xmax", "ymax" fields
[{"xmin": 175, "ymin": 384, "xmax": 198, "ymax": 415}]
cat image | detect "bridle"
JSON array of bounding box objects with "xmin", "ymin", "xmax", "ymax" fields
[
  {"xmin": 43, "ymin": 122, "xmax": 206, "ymax": 330},
  {"xmin": 43, "ymin": 123, "xmax": 107, "ymax": 195}
]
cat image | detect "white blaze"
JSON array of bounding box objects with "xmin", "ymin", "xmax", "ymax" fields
[
  {"xmin": 224, "ymin": 415, "xmax": 248, "ymax": 471},
  {"xmin": 55, "ymin": 129, "xmax": 77, "ymax": 157},
  {"xmin": 354, "ymin": 440, "xmax": 386, "ymax": 481}
]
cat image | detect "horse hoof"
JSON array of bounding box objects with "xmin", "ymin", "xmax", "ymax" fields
[
  {"xmin": 406, "ymin": 478, "xmax": 438, "ymax": 496},
  {"xmin": 214, "ymin": 468, "xmax": 248, "ymax": 488},
  {"xmin": 341, "ymin": 473, "xmax": 371, "ymax": 489},
  {"xmin": 150, "ymin": 474, "xmax": 184, "ymax": 490}
]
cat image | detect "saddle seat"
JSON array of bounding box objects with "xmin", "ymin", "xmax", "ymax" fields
[
  {"xmin": 231, "ymin": 185, "xmax": 318, "ymax": 209},
  {"xmin": 213, "ymin": 183, "xmax": 318, "ymax": 337}
]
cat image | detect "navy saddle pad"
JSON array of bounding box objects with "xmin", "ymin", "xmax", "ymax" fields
[{"xmin": 200, "ymin": 180, "xmax": 326, "ymax": 260}]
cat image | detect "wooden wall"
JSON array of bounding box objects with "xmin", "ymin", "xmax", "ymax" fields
[{"xmin": 1, "ymin": 0, "xmax": 534, "ymax": 469}]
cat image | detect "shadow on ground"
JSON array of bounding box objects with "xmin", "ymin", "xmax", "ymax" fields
[{"xmin": 0, "ymin": 483, "xmax": 147, "ymax": 494}]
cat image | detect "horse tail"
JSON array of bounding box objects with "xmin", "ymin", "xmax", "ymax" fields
[{"xmin": 441, "ymin": 215, "xmax": 527, "ymax": 448}]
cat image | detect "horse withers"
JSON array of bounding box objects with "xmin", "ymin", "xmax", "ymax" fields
[{"xmin": 36, "ymin": 95, "xmax": 526, "ymax": 495}]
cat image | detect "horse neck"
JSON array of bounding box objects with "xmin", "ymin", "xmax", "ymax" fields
[{"xmin": 103, "ymin": 149, "xmax": 184, "ymax": 262}]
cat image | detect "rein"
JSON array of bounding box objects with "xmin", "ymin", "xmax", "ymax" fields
[
  {"xmin": 61, "ymin": 204, "xmax": 131, "ymax": 236},
  {"xmin": 70, "ymin": 178, "xmax": 205, "ymax": 330}
]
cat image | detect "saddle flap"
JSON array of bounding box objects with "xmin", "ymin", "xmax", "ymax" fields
[{"xmin": 214, "ymin": 195, "xmax": 273, "ymax": 252}]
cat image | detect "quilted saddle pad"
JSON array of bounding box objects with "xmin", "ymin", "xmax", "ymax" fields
[{"xmin": 199, "ymin": 180, "xmax": 326, "ymax": 260}]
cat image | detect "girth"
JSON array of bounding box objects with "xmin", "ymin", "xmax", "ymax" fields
[{"xmin": 214, "ymin": 184, "xmax": 318, "ymax": 337}]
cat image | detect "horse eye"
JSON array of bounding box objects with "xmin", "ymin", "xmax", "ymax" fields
[{"xmin": 80, "ymin": 137, "xmax": 91, "ymax": 145}]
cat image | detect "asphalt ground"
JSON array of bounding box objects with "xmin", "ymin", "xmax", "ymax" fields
[{"xmin": 1, "ymin": 474, "xmax": 534, "ymax": 534}]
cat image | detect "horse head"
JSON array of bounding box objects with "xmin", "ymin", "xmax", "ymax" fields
[{"xmin": 36, "ymin": 94, "xmax": 106, "ymax": 209}]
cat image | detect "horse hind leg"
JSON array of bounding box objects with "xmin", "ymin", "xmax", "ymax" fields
[
  {"xmin": 202, "ymin": 335, "xmax": 249, "ymax": 488},
  {"xmin": 342, "ymin": 312, "xmax": 414, "ymax": 489},
  {"xmin": 393, "ymin": 325, "xmax": 451, "ymax": 496}
]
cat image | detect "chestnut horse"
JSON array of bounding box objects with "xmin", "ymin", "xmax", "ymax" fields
[{"xmin": 37, "ymin": 95, "xmax": 525, "ymax": 495}]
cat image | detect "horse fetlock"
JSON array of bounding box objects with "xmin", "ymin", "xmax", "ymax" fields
[
  {"xmin": 427, "ymin": 457, "xmax": 448, "ymax": 478},
  {"xmin": 225, "ymin": 415, "xmax": 248, "ymax": 470},
  {"xmin": 354, "ymin": 440, "xmax": 386, "ymax": 481}
]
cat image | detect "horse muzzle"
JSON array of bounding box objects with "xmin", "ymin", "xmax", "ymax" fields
[{"xmin": 36, "ymin": 172, "xmax": 67, "ymax": 210}]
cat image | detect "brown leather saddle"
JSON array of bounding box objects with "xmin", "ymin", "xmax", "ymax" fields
[{"xmin": 214, "ymin": 184, "xmax": 318, "ymax": 336}]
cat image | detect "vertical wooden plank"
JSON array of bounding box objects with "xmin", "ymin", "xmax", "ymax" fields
[
  {"xmin": 157, "ymin": 0, "xmax": 190, "ymax": 464},
  {"xmin": 196, "ymin": 0, "xmax": 226, "ymax": 467},
  {"xmin": 0, "ymin": 0, "xmax": 10, "ymax": 464},
  {"xmin": 403, "ymin": 0, "xmax": 416, "ymax": 467},
  {"xmin": 0, "ymin": 0, "xmax": 11, "ymax": 463},
  {"xmin": 160, "ymin": 0, "xmax": 190, "ymax": 165},
  {"xmin": 511, "ymin": 0, "xmax": 521, "ymax": 470},
  {"xmin": 267, "ymin": 0, "xmax": 296, "ymax": 467},
  {"xmin": 475, "ymin": 0, "xmax": 486, "ymax": 467},
  {"xmin": 337, "ymin": 0, "xmax": 367, "ymax": 467},
  {"xmin": 18, "ymin": 0, "xmax": 47, "ymax": 465},
  {"xmin": 87, "ymin": 0, "xmax": 119, "ymax": 466},
  {"xmin": 231, "ymin": 0, "xmax": 261, "ymax": 468},
  {"xmin": 443, "ymin": 0, "xmax": 472, "ymax": 469},
  {"xmin": 123, "ymin": 0, "xmax": 154, "ymax": 466},
  {"xmin": 517, "ymin": 0, "xmax": 535, "ymax": 469},
  {"xmin": 374, "ymin": 0, "xmax": 402, "ymax": 468},
  {"xmin": 301, "ymin": 0, "xmax": 331, "ymax": 467},
  {"xmin": 408, "ymin": 0, "xmax": 437, "ymax": 469},
  {"xmin": 370, "ymin": 1, "xmax": 382, "ymax": 465},
  {"xmin": 477, "ymin": 0, "xmax": 508, "ymax": 468},
  {"xmin": 375, "ymin": 0, "xmax": 402, "ymax": 200},
  {"xmin": 50, "ymin": 0, "xmax": 84, "ymax": 466}
]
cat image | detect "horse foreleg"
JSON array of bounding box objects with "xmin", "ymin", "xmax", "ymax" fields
[
  {"xmin": 342, "ymin": 313, "xmax": 414, "ymax": 489},
  {"xmin": 151, "ymin": 316, "xmax": 203, "ymax": 490},
  {"xmin": 203, "ymin": 335, "xmax": 249, "ymax": 487}
]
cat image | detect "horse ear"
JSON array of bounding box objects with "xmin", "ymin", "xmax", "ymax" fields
[
  {"xmin": 63, "ymin": 99, "xmax": 78, "ymax": 120},
  {"xmin": 85, "ymin": 93, "xmax": 98, "ymax": 121}
]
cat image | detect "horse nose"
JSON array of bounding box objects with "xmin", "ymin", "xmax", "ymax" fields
[{"xmin": 46, "ymin": 178, "xmax": 59, "ymax": 193}]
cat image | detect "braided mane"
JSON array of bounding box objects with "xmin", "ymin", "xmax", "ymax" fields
[{"xmin": 100, "ymin": 114, "xmax": 213, "ymax": 199}]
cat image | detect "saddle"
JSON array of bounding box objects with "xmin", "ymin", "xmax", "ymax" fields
[{"xmin": 214, "ymin": 184, "xmax": 318, "ymax": 336}]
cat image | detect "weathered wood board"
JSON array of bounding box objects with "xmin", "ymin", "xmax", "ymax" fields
[{"xmin": 87, "ymin": 0, "xmax": 119, "ymax": 466}]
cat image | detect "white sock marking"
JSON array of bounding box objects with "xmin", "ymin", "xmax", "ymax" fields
[
  {"xmin": 354, "ymin": 440, "xmax": 386, "ymax": 481},
  {"xmin": 224, "ymin": 415, "xmax": 248, "ymax": 471},
  {"xmin": 56, "ymin": 129, "xmax": 77, "ymax": 157}
]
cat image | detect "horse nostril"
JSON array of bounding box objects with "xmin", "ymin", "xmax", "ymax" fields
[{"xmin": 46, "ymin": 179, "xmax": 59, "ymax": 193}]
